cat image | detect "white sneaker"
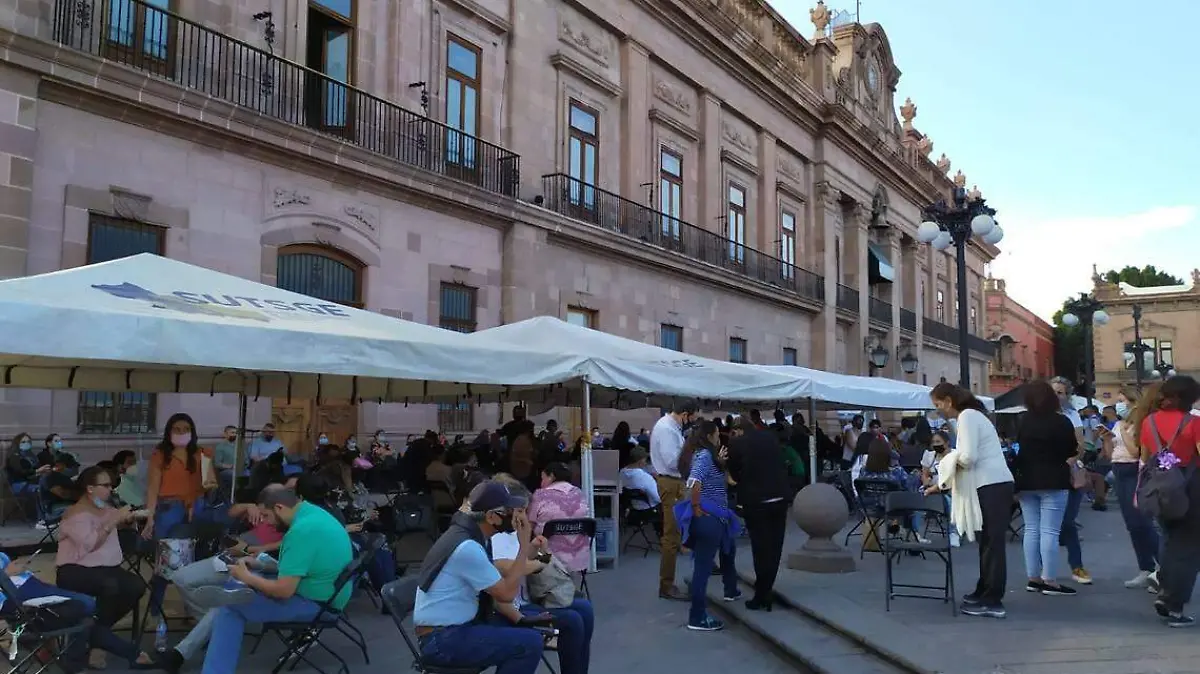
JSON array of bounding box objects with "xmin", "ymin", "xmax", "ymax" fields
[
  {"xmin": 950, "ymin": 532, "xmax": 961, "ymax": 548},
  {"xmin": 1147, "ymin": 570, "xmax": 1161, "ymax": 594},
  {"xmin": 34, "ymin": 521, "xmax": 47, "ymax": 530},
  {"xmin": 1125, "ymin": 570, "xmax": 1153, "ymax": 589}
]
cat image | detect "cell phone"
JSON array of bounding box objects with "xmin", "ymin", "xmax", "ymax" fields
[
  {"xmin": 216, "ymin": 552, "xmax": 236, "ymax": 566},
  {"xmin": 535, "ymin": 550, "xmax": 552, "ymax": 564}
]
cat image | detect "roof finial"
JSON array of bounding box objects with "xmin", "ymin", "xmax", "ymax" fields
[{"xmin": 810, "ymin": 1, "xmax": 831, "ymax": 39}]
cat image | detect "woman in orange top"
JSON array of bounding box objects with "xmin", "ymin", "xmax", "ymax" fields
[{"xmin": 142, "ymin": 412, "xmax": 214, "ymax": 618}]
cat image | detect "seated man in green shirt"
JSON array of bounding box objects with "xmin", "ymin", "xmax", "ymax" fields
[{"xmin": 199, "ymin": 484, "xmax": 354, "ymax": 674}]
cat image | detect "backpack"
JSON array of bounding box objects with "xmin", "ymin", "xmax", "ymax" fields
[{"xmin": 1136, "ymin": 415, "xmax": 1195, "ymax": 521}]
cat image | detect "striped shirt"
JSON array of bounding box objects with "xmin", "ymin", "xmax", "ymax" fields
[{"xmin": 688, "ymin": 449, "xmax": 728, "ymax": 508}]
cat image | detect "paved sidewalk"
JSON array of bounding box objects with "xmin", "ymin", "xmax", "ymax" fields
[{"xmin": 758, "ymin": 502, "xmax": 1200, "ymax": 674}]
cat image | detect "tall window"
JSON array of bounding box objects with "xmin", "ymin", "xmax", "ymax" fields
[
  {"xmin": 105, "ymin": 0, "xmax": 173, "ymax": 75},
  {"xmin": 727, "ymin": 184, "xmax": 746, "ymax": 264},
  {"xmin": 659, "ymin": 148, "xmax": 682, "ymax": 239},
  {"xmin": 780, "ymin": 210, "xmax": 797, "ymax": 279},
  {"xmin": 276, "ymin": 244, "xmax": 363, "ymax": 307},
  {"xmin": 445, "ymin": 34, "xmax": 481, "ymax": 168},
  {"xmin": 729, "ymin": 337, "xmax": 747, "ymax": 364},
  {"xmin": 78, "ymin": 215, "xmax": 165, "ymax": 434},
  {"xmin": 304, "ymin": 0, "xmax": 354, "ymax": 131},
  {"xmin": 660, "ymin": 324, "xmax": 683, "ymax": 352},
  {"xmin": 783, "ymin": 347, "xmax": 797, "ymax": 366},
  {"xmin": 565, "ymin": 307, "xmax": 595, "ymax": 329},
  {"xmin": 567, "ymin": 102, "xmax": 599, "ymax": 210},
  {"xmin": 438, "ymin": 284, "xmax": 477, "ymax": 430},
  {"xmin": 936, "ymin": 289, "xmax": 945, "ymax": 321},
  {"xmin": 1161, "ymin": 340, "xmax": 1174, "ymax": 366}
]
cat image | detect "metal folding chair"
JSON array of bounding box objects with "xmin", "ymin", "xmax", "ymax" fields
[
  {"xmin": 882, "ymin": 492, "xmax": 956, "ymax": 615},
  {"xmin": 847, "ymin": 478, "xmax": 904, "ymax": 559},
  {"xmin": 0, "ymin": 572, "xmax": 93, "ymax": 674},
  {"xmin": 619, "ymin": 489, "xmax": 659, "ymax": 557},
  {"xmin": 541, "ymin": 518, "xmax": 597, "ymax": 598}
]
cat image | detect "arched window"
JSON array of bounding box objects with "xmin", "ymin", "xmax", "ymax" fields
[{"xmin": 276, "ymin": 244, "xmax": 363, "ymax": 307}]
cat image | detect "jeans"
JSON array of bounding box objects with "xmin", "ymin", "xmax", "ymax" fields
[
  {"xmin": 656, "ymin": 476, "xmax": 685, "ymax": 595},
  {"xmin": 169, "ymin": 559, "xmax": 256, "ymax": 660},
  {"xmin": 688, "ymin": 514, "xmax": 738, "ymax": 625},
  {"xmin": 419, "ymin": 623, "xmax": 544, "ymax": 674},
  {"xmin": 972, "ymin": 482, "xmax": 1013, "ymax": 606},
  {"xmin": 1058, "ymin": 489, "xmax": 1084, "ymax": 570},
  {"xmin": 201, "ymin": 593, "xmax": 320, "ymax": 674},
  {"xmin": 520, "ymin": 599, "xmax": 593, "ymax": 674},
  {"xmin": 1113, "ymin": 462, "xmax": 1159, "ymax": 572},
  {"xmin": 149, "ymin": 498, "xmax": 209, "ymax": 616},
  {"xmin": 14, "ymin": 576, "xmax": 139, "ymax": 666},
  {"xmin": 1017, "ymin": 490, "xmax": 1068, "ymax": 581},
  {"xmin": 742, "ymin": 500, "xmax": 789, "ymax": 602}
]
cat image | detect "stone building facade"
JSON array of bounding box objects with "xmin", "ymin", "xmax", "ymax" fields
[
  {"xmin": 1092, "ymin": 271, "xmax": 1200, "ymax": 404},
  {"xmin": 984, "ymin": 277, "xmax": 1055, "ymax": 395},
  {"xmin": 0, "ymin": 0, "xmax": 996, "ymax": 453}
]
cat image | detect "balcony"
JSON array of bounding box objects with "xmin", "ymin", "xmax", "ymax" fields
[
  {"xmin": 868, "ymin": 296, "xmax": 892, "ymax": 325},
  {"xmin": 900, "ymin": 308, "xmax": 917, "ymax": 332},
  {"xmin": 540, "ymin": 174, "xmax": 825, "ymax": 303},
  {"xmin": 52, "ymin": 0, "xmax": 521, "ymax": 197},
  {"xmin": 923, "ymin": 318, "xmax": 996, "ymax": 356},
  {"xmin": 836, "ymin": 284, "xmax": 859, "ymax": 314}
]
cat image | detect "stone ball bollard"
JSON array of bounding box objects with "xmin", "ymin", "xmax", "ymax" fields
[{"xmin": 787, "ymin": 482, "xmax": 856, "ymax": 573}]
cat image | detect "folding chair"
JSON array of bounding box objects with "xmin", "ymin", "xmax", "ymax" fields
[
  {"xmin": 2, "ymin": 479, "xmax": 38, "ymax": 526},
  {"xmin": 847, "ymin": 479, "xmax": 903, "ymax": 559},
  {"xmin": 391, "ymin": 492, "xmax": 440, "ymax": 574},
  {"xmin": 33, "ymin": 487, "xmax": 61, "ymax": 545},
  {"xmin": 0, "ymin": 572, "xmax": 93, "ymax": 674},
  {"xmin": 541, "ymin": 518, "xmax": 597, "ymax": 598},
  {"xmin": 249, "ymin": 545, "xmax": 375, "ymax": 674},
  {"xmin": 882, "ymin": 492, "xmax": 956, "ymax": 615},
  {"xmin": 1008, "ymin": 499, "xmax": 1024, "ymax": 542},
  {"xmin": 381, "ymin": 577, "xmax": 559, "ymax": 674},
  {"xmin": 619, "ymin": 489, "xmax": 659, "ymax": 557}
]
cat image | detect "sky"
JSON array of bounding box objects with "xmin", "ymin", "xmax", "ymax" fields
[{"xmin": 771, "ymin": 0, "xmax": 1200, "ymax": 320}]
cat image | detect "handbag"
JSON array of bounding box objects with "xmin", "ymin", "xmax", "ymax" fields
[
  {"xmin": 1070, "ymin": 460, "xmax": 1088, "ymax": 490},
  {"xmin": 526, "ymin": 555, "xmax": 576, "ymax": 609},
  {"xmin": 156, "ymin": 538, "xmax": 195, "ymax": 580}
]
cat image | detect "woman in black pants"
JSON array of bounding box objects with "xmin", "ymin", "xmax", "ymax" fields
[{"xmin": 55, "ymin": 466, "xmax": 160, "ymax": 668}]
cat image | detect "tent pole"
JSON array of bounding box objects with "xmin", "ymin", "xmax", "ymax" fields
[
  {"xmin": 808, "ymin": 397, "xmax": 818, "ymax": 486},
  {"xmin": 582, "ymin": 380, "xmax": 596, "ymax": 573},
  {"xmin": 232, "ymin": 393, "xmax": 248, "ymax": 503}
]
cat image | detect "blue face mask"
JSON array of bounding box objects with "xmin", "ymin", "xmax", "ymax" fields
[
  {"xmin": 18, "ymin": 441, "xmax": 31, "ymax": 452},
  {"xmin": 318, "ymin": 437, "xmax": 329, "ymax": 446},
  {"xmin": 52, "ymin": 439, "xmax": 63, "ymax": 450},
  {"xmin": 91, "ymin": 496, "xmax": 108, "ymax": 509}
]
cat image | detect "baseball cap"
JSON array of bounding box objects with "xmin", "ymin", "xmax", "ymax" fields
[{"xmin": 468, "ymin": 481, "xmax": 528, "ymax": 512}]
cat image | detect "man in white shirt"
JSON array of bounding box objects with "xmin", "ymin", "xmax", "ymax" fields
[
  {"xmin": 621, "ymin": 447, "xmax": 661, "ymax": 510},
  {"xmin": 649, "ymin": 401, "xmax": 696, "ymax": 601}
]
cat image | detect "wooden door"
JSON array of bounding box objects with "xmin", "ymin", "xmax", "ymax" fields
[
  {"xmin": 270, "ymin": 402, "xmax": 312, "ymax": 458},
  {"xmin": 313, "ymin": 404, "xmax": 358, "ymax": 453}
]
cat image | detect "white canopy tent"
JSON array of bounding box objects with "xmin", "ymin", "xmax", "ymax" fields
[
  {"xmin": 754, "ymin": 365, "xmax": 996, "ymax": 411},
  {"xmin": 995, "ymin": 394, "xmax": 1100, "ymax": 415}
]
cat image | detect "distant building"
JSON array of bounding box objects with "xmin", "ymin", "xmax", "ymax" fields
[
  {"xmin": 984, "ymin": 277, "xmax": 1055, "ymax": 395},
  {"xmin": 1093, "ymin": 271, "xmax": 1200, "ymax": 403}
]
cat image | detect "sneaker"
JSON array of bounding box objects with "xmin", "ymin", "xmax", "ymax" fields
[
  {"xmin": 1071, "ymin": 568, "xmax": 1093, "ymax": 585},
  {"xmin": 1125, "ymin": 570, "xmax": 1153, "ymax": 589},
  {"xmin": 188, "ymin": 585, "xmax": 255, "ymax": 608},
  {"xmin": 1041, "ymin": 583, "xmax": 1077, "ymax": 596},
  {"xmin": 949, "ymin": 532, "xmax": 961, "ymax": 548},
  {"xmin": 723, "ymin": 590, "xmax": 743, "ymax": 602},
  {"xmin": 1155, "ymin": 600, "xmax": 1171, "ymax": 618},
  {"xmin": 687, "ymin": 616, "xmax": 725, "ymax": 632},
  {"xmin": 1026, "ymin": 580, "xmax": 1048, "ymax": 593},
  {"xmin": 1147, "ymin": 571, "xmax": 1161, "ymax": 594},
  {"xmin": 961, "ymin": 603, "xmax": 1007, "ymax": 619},
  {"xmin": 1168, "ymin": 614, "xmax": 1196, "ymax": 628},
  {"xmin": 34, "ymin": 521, "xmax": 47, "ymax": 530},
  {"xmin": 961, "ymin": 593, "xmax": 983, "ymax": 606}
]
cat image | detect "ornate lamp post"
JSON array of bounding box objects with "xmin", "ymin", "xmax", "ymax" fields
[
  {"xmin": 1152, "ymin": 361, "xmax": 1177, "ymax": 381},
  {"xmin": 866, "ymin": 340, "xmax": 889, "ymax": 373},
  {"xmin": 1129, "ymin": 304, "xmax": 1147, "ymax": 392},
  {"xmin": 916, "ymin": 185, "xmax": 1002, "ymax": 389},
  {"xmin": 898, "ymin": 347, "xmax": 919, "ymax": 375},
  {"xmin": 1060, "ymin": 294, "xmax": 1110, "ymax": 402}
]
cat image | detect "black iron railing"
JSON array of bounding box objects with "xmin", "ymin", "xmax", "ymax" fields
[
  {"xmin": 836, "ymin": 284, "xmax": 859, "ymax": 313},
  {"xmin": 868, "ymin": 296, "xmax": 892, "ymax": 325},
  {"xmin": 900, "ymin": 308, "xmax": 917, "ymax": 332},
  {"xmin": 52, "ymin": 0, "xmax": 520, "ymax": 197},
  {"xmin": 922, "ymin": 318, "xmax": 995, "ymax": 356},
  {"xmin": 966, "ymin": 333, "xmax": 996, "ymax": 357},
  {"xmin": 540, "ymin": 174, "xmax": 825, "ymax": 303}
]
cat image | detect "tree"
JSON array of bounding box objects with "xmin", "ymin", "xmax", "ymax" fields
[{"xmin": 1102, "ymin": 265, "xmax": 1183, "ymax": 288}]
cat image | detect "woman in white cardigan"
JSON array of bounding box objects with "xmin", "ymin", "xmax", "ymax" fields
[{"xmin": 925, "ymin": 382, "xmax": 1014, "ymax": 619}]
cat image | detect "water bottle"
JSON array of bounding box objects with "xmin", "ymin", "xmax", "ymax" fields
[{"xmin": 154, "ymin": 618, "xmax": 168, "ymax": 652}]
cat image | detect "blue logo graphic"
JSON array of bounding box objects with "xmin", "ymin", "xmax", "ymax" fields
[{"xmin": 92, "ymin": 283, "xmax": 352, "ymax": 321}]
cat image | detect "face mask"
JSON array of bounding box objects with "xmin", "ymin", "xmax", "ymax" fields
[
  {"xmin": 318, "ymin": 437, "xmax": 329, "ymax": 446},
  {"xmin": 263, "ymin": 434, "xmax": 274, "ymax": 441},
  {"xmin": 52, "ymin": 439, "xmax": 63, "ymax": 450},
  {"xmin": 18, "ymin": 441, "xmax": 31, "ymax": 452},
  {"xmin": 376, "ymin": 435, "xmax": 386, "ymax": 444},
  {"xmin": 91, "ymin": 496, "xmax": 108, "ymax": 509},
  {"xmin": 347, "ymin": 440, "xmax": 357, "ymax": 449},
  {"xmin": 171, "ymin": 433, "xmax": 192, "ymax": 448},
  {"xmin": 1116, "ymin": 402, "xmax": 1129, "ymax": 418},
  {"xmin": 125, "ymin": 462, "xmax": 139, "ymax": 477},
  {"xmin": 496, "ymin": 512, "xmax": 515, "ymax": 534}
]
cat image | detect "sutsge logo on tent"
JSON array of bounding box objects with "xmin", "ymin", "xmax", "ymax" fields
[{"xmin": 91, "ymin": 283, "xmax": 351, "ymax": 322}]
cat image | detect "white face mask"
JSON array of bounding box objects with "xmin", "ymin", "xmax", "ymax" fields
[
  {"xmin": 125, "ymin": 462, "xmax": 139, "ymax": 477},
  {"xmin": 1115, "ymin": 402, "xmax": 1129, "ymax": 418}
]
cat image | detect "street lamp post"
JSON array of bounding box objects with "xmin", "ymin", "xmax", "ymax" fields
[
  {"xmin": 1060, "ymin": 293, "xmax": 1110, "ymax": 402},
  {"xmin": 1152, "ymin": 361, "xmax": 1177, "ymax": 381},
  {"xmin": 1131, "ymin": 304, "xmax": 1145, "ymax": 392},
  {"xmin": 916, "ymin": 187, "xmax": 1003, "ymax": 389}
]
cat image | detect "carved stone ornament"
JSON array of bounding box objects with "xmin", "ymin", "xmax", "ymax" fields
[
  {"xmin": 917, "ymin": 135, "xmax": 933, "ymax": 156},
  {"xmin": 810, "ymin": 0, "xmax": 831, "ymax": 38},
  {"xmin": 559, "ymin": 13, "xmax": 613, "ymax": 66},
  {"xmin": 653, "ymin": 78, "xmax": 692, "ymax": 114},
  {"xmin": 721, "ymin": 122, "xmax": 753, "ymax": 152},
  {"xmin": 935, "ymin": 153, "xmax": 951, "ymax": 174},
  {"xmin": 968, "ymin": 185, "xmax": 982, "ymax": 201},
  {"xmin": 273, "ymin": 187, "xmax": 312, "ymax": 209},
  {"xmin": 1191, "ymin": 268, "xmax": 1200, "ymax": 288},
  {"xmin": 778, "ymin": 157, "xmax": 803, "ymax": 183},
  {"xmin": 899, "ymin": 97, "xmax": 916, "ymax": 128},
  {"xmin": 343, "ymin": 204, "xmax": 378, "ymax": 231},
  {"xmin": 814, "ymin": 181, "xmax": 840, "ymax": 210},
  {"xmin": 952, "ymin": 170, "xmax": 967, "ymax": 188}
]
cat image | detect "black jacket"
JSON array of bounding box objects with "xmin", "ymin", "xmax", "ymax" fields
[
  {"xmin": 1013, "ymin": 412, "xmax": 1077, "ymax": 492},
  {"xmin": 727, "ymin": 429, "xmax": 792, "ymax": 506}
]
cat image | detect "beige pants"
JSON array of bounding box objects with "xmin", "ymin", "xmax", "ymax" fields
[{"xmin": 657, "ymin": 475, "xmax": 685, "ymax": 594}]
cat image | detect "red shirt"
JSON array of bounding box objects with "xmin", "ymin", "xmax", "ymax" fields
[{"xmin": 1140, "ymin": 410, "xmax": 1200, "ymax": 465}]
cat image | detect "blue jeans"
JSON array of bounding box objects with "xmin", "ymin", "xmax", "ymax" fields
[
  {"xmin": 1113, "ymin": 462, "xmax": 1159, "ymax": 572},
  {"xmin": 688, "ymin": 515, "xmax": 738, "ymax": 625},
  {"xmin": 149, "ymin": 498, "xmax": 212, "ymax": 616},
  {"xmin": 520, "ymin": 599, "xmax": 594, "ymax": 674},
  {"xmin": 201, "ymin": 593, "xmax": 320, "ymax": 674},
  {"xmin": 16, "ymin": 576, "xmax": 140, "ymax": 664},
  {"xmin": 419, "ymin": 623, "xmax": 543, "ymax": 674},
  {"xmin": 1059, "ymin": 489, "xmax": 1084, "ymax": 570},
  {"xmin": 1018, "ymin": 490, "xmax": 1068, "ymax": 581}
]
